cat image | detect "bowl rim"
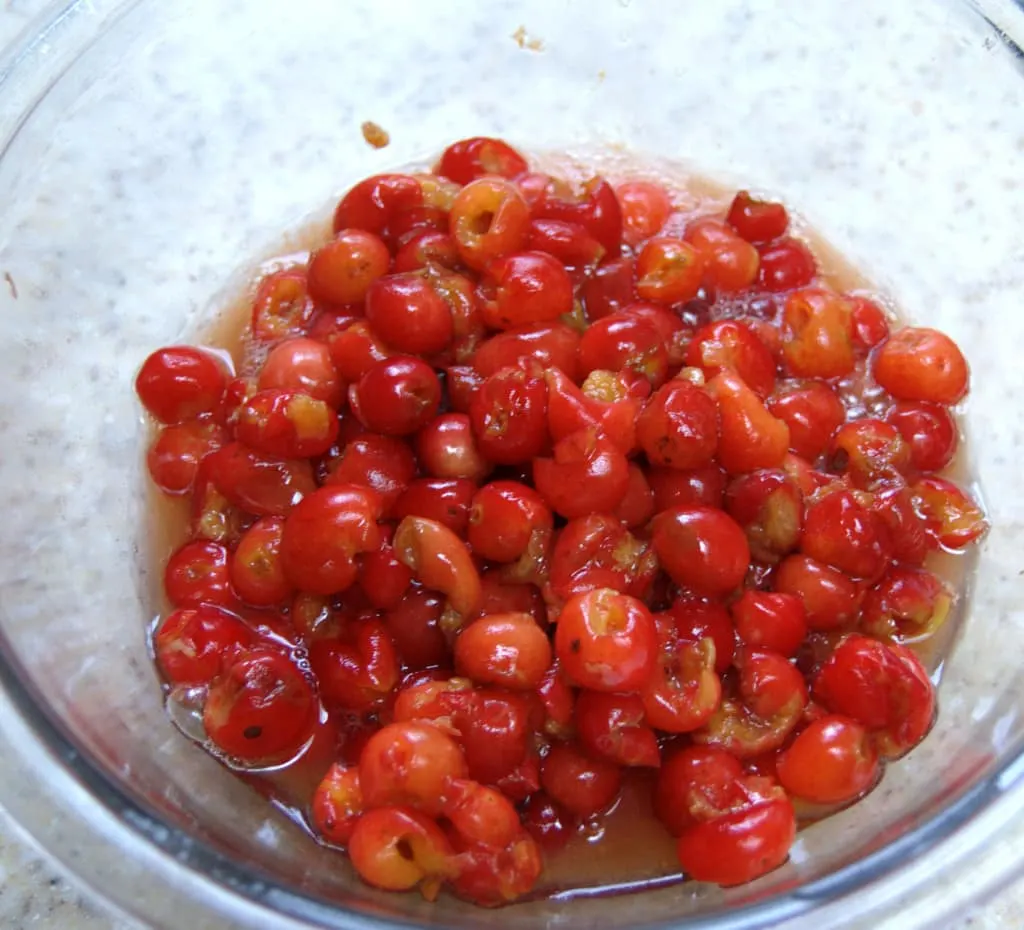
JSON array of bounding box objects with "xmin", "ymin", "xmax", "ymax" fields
[{"xmin": 2, "ymin": 1, "xmax": 1024, "ymax": 927}]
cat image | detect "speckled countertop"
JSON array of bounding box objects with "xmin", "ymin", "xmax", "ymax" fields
[
  {"xmin": 0, "ymin": 0, "xmax": 1022, "ymax": 928},
  {"xmin": 0, "ymin": 43, "xmax": 142, "ymax": 919}
]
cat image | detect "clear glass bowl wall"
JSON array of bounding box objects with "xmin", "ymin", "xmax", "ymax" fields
[{"xmin": 0, "ymin": 1, "xmax": 1022, "ymax": 928}]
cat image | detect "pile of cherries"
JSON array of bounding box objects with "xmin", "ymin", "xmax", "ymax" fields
[{"xmin": 136, "ymin": 136, "xmax": 987, "ymax": 906}]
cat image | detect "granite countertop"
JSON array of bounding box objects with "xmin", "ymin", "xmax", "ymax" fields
[{"xmin": 0, "ymin": 1, "xmax": 1022, "ymax": 928}]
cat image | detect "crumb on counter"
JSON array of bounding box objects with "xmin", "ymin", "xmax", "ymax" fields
[
  {"xmin": 512, "ymin": 25, "xmax": 544, "ymax": 52},
  {"xmin": 361, "ymin": 121, "xmax": 390, "ymax": 149},
  {"xmin": 4, "ymin": 272, "xmax": 17, "ymax": 300},
  {"xmin": 597, "ymin": 69, "xmax": 607, "ymax": 82}
]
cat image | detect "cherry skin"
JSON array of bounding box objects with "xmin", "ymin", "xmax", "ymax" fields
[
  {"xmin": 359, "ymin": 720, "xmax": 468, "ymax": 816},
  {"xmin": 757, "ymin": 238, "xmax": 816, "ymax": 292},
  {"xmin": 136, "ymin": 346, "xmax": 227, "ymax": 424},
  {"xmin": 258, "ymin": 337, "xmax": 343, "ymax": 408},
  {"xmin": 767, "ymin": 382, "xmax": 845, "ymax": 462},
  {"xmin": 814, "ymin": 634, "xmax": 936, "ymax": 759},
  {"xmin": 873, "ymin": 327, "xmax": 969, "ymax": 405},
  {"xmin": 308, "ymin": 229, "xmax": 390, "ymax": 306},
  {"xmin": 726, "ymin": 190, "xmax": 789, "ymax": 243},
  {"xmin": 470, "ymin": 366, "xmax": 548, "ymax": 465},
  {"xmin": 479, "ymin": 251, "xmax": 574, "ymax": 330},
  {"xmin": 203, "ymin": 648, "xmax": 317, "ymax": 763},
  {"xmin": 886, "ymin": 401, "xmax": 958, "ymax": 473},
  {"xmin": 540, "ymin": 741, "xmax": 623, "ymax": 818},
  {"xmin": 450, "ymin": 177, "xmax": 530, "ymax": 271},
  {"xmin": 554, "ymin": 588, "xmax": 657, "ymax": 693},
  {"xmin": 147, "ymin": 421, "xmax": 225, "ymax": 495},
  {"xmin": 332, "ymin": 173, "xmax": 423, "ymax": 237},
  {"xmin": 280, "ymin": 485, "xmax": 383, "ymax": 596},
  {"xmin": 635, "ymin": 237, "xmax": 704, "ymax": 304},
  {"xmin": 249, "ymin": 269, "xmax": 314, "ymax": 343},
  {"xmin": 777, "ymin": 715, "xmax": 879, "ymax": 804},
  {"xmin": 636, "ymin": 380, "xmax": 719, "ymax": 470},
  {"xmin": 365, "ymin": 272, "xmax": 455, "ymax": 355},
  {"xmin": 651, "ymin": 506, "xmax": 750, "ymax": 598},
  {"xmin": 684, "ymin": 219, "xmax": 760, "ymax": 294},
  {"xmin": 616, "ymin": 180, "xmax": 672, "ymax": 246},
  {"xmin": 675, "ymin": 793, "xmax": 795, "ymax": 886},
  {"xmin": 454, "ymin": 612, "xmax": 552, "ymax": 691},
  {"xmin": 154, "ymin": 605, "xmax": 255, "ymax": 686},
  {"xmin": 437, "ymin": 136, "xmax": 528, "ymax": 184},
  {"xmin": 349, "ymin": 357, "xmax": 441, "ymax": 436}
]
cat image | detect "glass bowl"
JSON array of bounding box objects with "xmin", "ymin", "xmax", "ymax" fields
[{"xmin": 0, "ymin": 0, "xmax": 1023, "ymax": 927}]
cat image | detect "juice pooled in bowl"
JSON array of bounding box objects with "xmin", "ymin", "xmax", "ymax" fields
[{"xmin": 134, "ymin": 137, "xmax": 987, "ymax": 906}]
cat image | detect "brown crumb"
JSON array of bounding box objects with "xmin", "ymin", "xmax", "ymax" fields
[
  {"xmin": 4, "ymin": 272, "xmax": 17, "ymax": 300},
  {"xmin": 361, "ymin": 121, "xmax": 390, "ymax": 149},
  {"xmin": 511, "ymin": 25, "xmax": 544, "ymax": 51}
]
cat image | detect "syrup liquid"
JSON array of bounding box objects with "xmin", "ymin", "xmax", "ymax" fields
[{"xmin": 143, "ymin": 150, "xmax": 981, "ymax": 899}]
